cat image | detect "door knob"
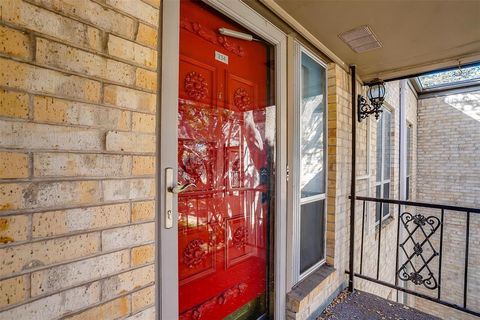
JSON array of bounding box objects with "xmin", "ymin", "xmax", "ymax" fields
[{"xmin": 168, "ymin": 183, "xmax": 197, "ymax": 194}]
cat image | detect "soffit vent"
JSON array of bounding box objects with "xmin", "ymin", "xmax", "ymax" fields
[{"xmin": 338, "ymin": 25, "xmax": 382, "ymax": 53}]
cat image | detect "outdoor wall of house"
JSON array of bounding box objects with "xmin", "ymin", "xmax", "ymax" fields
[
  {"xmin": 0, "ymin": 0, "xmax": 159, "ymax": 319},
  {"xmin": 417, "ymin": 91, "xmax": 480, "ymax": 207},
  {"xmin": 347, "ymin": 81, "xmax": 419, "ymax": 306},
  {"xmin": 352, "ymin": 81, "xmax": 401, "ymax": 300},
  {"xmin": 409, "ymin": 90, "xmax": 480, "ymax": 320}
]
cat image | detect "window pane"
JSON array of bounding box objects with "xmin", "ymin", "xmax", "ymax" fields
[
  {"xmin": 376, "ymin": 118, "xmax": 383, "ymax": 183},
  {"xmin": 376, "ymin": 185, "xmax": 381, "ymax": 222},
  {"xmin": 406, "ymin": 176, "xmax": 410, "ymax": 200},
  {"xmin": 300, "ymin": 52, "xmax": 326, "ymax": 198},
  {"xmin": 407, "ymin": 125, "xmax": 412, "ymax": 175},
  {"xmin": 300, "ymin": 200, "xmax": 325, "ymax": 273},
  {"xmin": 418, "ymin": 64, "xmax": 480, "ymax": 90},
  {"xmin": 383, "ymin": 110, "xmax": 391, "ymax": 180},
  {"xmin": 383, "ymin": 182, "xmax": 390, "ymax": 217}
]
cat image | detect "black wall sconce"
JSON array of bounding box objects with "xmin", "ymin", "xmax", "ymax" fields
[{"xmin": 358, "ymin": 79, "xmax": 386, "ymax": 122}]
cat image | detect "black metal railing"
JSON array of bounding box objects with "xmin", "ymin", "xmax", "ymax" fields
[{"xmin": 348, "ymin": 196, "xmax": 480, "ymax": 317}]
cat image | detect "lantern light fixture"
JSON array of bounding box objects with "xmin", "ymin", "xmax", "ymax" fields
[{"xmin": 358, "ymin": 79, "xmax": 386, "ymax": 122}]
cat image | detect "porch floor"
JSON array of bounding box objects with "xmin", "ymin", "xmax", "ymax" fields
[{"xmin": 318, "ymin": 290, "xmax": 440, "ymax": 320}]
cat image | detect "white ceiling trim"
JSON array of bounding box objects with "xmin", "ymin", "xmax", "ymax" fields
[{"xmin": 259, "ymin": 0, "xmax": 348, "ymax": 71}]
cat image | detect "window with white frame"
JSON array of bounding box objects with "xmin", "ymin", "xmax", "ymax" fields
[
  {"xmin": 293, "ymin": 45, "xmax": 327, "ymax": 280},
  {"xmin": 375, "ymin": 109, "xmax": 392, "ymax": 222},
  {"xmin": 406, "ymin": 123, "xmax": 413, "ymax": 200}
]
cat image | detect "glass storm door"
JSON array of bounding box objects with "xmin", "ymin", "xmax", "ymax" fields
[{"xmin": 177, "ymin": 1, "xmax": 275, "ymax": 319}]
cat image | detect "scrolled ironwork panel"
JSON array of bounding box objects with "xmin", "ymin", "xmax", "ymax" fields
[{"xmin": 397, "ymin": 212, "xmax": 441, "ymax": 290}]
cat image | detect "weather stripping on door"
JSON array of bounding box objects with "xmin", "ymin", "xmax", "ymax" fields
[{"xmin": 165, "ymin": 167, "xmax": 196, "ymax": 229}]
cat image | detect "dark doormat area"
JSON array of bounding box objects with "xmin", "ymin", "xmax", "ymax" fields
[{"xmin": 318, "ymin": 290, "xmax": 440, "ymax": 320}]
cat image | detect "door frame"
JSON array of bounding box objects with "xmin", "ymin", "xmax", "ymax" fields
[{"xmin": 157, "ymin": 0, "xmax": 288, "ymax": 319}]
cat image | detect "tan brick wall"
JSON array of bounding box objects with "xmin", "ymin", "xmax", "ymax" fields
[
  {"xmin": 417, "ymin": 92, "xmax": 480, "ymax": 207},
  {"xmin": 410, "ymin": 91, "xmax": 480, "ymax": 319},
  {"xmin": 0, "ymin": 0, "xmax": 159, "ymax": 319}
]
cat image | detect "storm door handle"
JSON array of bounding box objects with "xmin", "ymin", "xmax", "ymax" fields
[
  {"xmin": 164, "ymin": 168, "xmax": 197, "ymax": 229},
  {"xmin": 168, "ymin": 183, "xmax": 197, "ymax": 194}
]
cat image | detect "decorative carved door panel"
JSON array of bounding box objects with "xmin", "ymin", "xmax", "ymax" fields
[{"xmin": 178, "ymin": 1, "xmax": 275, "ymax": 319}]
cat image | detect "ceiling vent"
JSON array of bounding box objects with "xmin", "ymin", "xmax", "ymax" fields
[{"xmin": 338, "ymin": 25, "xmax": 382, "ymax": 53}]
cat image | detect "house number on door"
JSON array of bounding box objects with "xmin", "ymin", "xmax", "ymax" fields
[{"xmin": 215, "ymin": 51, "xmax": 229, "ymax": 64}]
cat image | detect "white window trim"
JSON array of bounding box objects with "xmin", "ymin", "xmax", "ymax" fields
[
  {"xmin": 375, "ymin": 107, "xmax": 393, "ymax": 224},
  {"xmin": 290, "ymin": 43, "xmax": 328, "ymax": 283}
]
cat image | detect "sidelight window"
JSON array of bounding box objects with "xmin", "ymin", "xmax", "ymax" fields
[{"xmin": 292, "ymin": 45, "xmax": 328, "ymax": 280}]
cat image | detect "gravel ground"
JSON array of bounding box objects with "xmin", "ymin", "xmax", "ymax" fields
[{"xmin": 318, "ymin": 290, "xmax": 440, "ymax": 320}]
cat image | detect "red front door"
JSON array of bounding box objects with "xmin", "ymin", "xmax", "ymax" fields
[{"xmin": 177, "ymin": 1, "xmax": 275, "ymax": 319}]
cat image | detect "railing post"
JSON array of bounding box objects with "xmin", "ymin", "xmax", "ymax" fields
[
  {"xmin": 376, "ymin": 201, "xmax": 383, "ymax": 280},
  {"xmin": 463, "ymin": 211, "xmax": 470, "ymax": 308},
  {"xmin": 395, "ymin": 205, "xmax": 401, "ymax": 288},
  {"xmin": 348, "ymin": 65, "xmax": 357, "ymax": 292},
  {"xmin": 360, "ymin": 200, "xmax": 366, "ymax": 275},
  {"xmin": 437, "ymin": 208, "xmax": 444, "ymax": 300}
]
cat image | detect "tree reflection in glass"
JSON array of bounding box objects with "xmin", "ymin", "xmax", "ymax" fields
[{"xmin": 300, "ymin": 53, "xmax": 326, "ymax": 199}]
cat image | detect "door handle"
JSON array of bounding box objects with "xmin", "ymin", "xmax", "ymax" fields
[
  {"xmin": 168, "ymin": 183, "xmax": 197, "ymax": 194},
  {"xmin": 164, "ymin": 168, "xmax": 197, "ymax": 229}
]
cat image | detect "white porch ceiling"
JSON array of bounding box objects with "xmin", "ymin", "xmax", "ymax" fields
[{"xmin": 268, "ymin": 0, "xmax": 480, "ymax": 82}]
